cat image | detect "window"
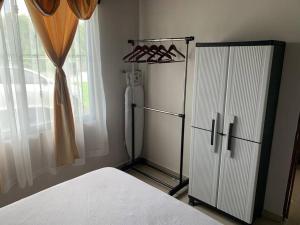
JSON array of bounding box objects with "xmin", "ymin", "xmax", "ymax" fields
[
  {"xmin": 0, "ymin": 0, "xmax": 108, "ymax": 193},
  {"xmin": 0, "ymin": 0, "xmax": 93, "ymax": 138}
]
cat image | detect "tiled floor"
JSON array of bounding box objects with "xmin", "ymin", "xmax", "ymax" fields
[{"xmin": 128, "ymin": 165, "xmax": 300, "ymax": 225}]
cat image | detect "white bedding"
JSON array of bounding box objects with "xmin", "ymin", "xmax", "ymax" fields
[{"xmin": 0, "ymin": 167, "xmax": 222, "ymax": 225}]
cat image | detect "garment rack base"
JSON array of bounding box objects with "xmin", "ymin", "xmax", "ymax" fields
[{"xmin": 121, "ymin": 158, "xmax": 189, "ymax": 196}]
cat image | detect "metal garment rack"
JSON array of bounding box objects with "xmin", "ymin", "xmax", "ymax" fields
[{"xmin": 122, "ymin": 36, "xmax": 194, "ymax": 196}]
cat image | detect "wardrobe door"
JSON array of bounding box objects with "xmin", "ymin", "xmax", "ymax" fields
[
  {"xmin": 223, "ymin": 46, "xmax": 273, "ymax": 143},
  {"xmin": 217, "ymin": 136, "xmax": 261, "ymax": 223},
  {"xmin": 189, "ymin": 128, "xmax": 222, "ymax": 206},
  {"xmin": 192, "ymin": 46, "xmax": 229, "ymax": 133}
]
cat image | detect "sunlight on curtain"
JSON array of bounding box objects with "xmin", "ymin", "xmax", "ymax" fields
[
  {"xmin": 0, "ymin": 0, "xmax": 108, "ymax": 193},
  {"xmin": 25, "ymin": 0, "xmax": 80, "ymax": 166}
]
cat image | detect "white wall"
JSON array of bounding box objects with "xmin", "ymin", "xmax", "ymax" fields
[
  {"xmin": 139, "ymin": 0, "xmax": 300, "ymax": 216},
  {"xmin": 0, "ymin": 0, "xmax": 139, "ymax": 207},
  {"xmin": 100, "ymin": 0, "xmax": 139, "ymax": 166}
]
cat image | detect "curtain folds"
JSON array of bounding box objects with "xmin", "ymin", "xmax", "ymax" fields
[
  {"xmin": 29, "ymin": 0, "xmax": 98, "ymax": 20},
  {"xmin": 25, "ymin": 0, "xmax": 79, "ymax": 166},
  {"xmin": 0, "ymin": 0, "xmax": 51, "ymax": 192},
  {"xmin": 0, "ymin": 0, "xmax": 108, "ymax": 193},
  {"xmin": 31, "ymin": 0, "xmax": 60, "ymax": 16},
  {"xmin": 54, "ymin": 68, "xmax": 79, "ymax": 165},
  {"xmin": 67, "ymin": 0, "xmax": 98, "ymax": 20},
  {"xmin": 85, "ymin": 8, "xmax": 109, "ymax": 157}
]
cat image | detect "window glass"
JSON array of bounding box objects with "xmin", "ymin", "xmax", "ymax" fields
[{"xmin": 0, "ymin": 0, "xmax": 93, "ymax": 137}]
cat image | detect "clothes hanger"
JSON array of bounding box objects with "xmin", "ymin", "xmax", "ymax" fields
[
  {"xmin": 147, "ymin": 46, "xmax": 162, "ymax": 63},
  {"xmin": 158, "ymin": 43, "xmax": 185, "ymax": 63},
  {"xmin": 128, "ymin": 45, "xmax": 150, "ymax": 62},
  {"xmin": 159, "ymin": 45, "xmax": 176, "ymax": 57},
  {"xmin": 169, "ymin": 44, "xmax": 185, "ymax": 58},
  {"xmin": 148, "ymin": 45, "xmax": 165, "ymax": 57},
  {"xmin": 132, "ymin": 45, "xmax": 163, "ymax": 63},
  {"xmin": 147, "ymin": 44, "xmax": 174, "ymax": 63},
  {"xmin": 156, "ymin": 45, "xmax": 174, "ymax": 63},
  {"xmin": 123, "ymin": 45, "xmax": 143, "ymax": 61}
]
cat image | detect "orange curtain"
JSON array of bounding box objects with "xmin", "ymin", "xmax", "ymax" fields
[
  {"xmin": 29, "ymin": 0, "xmax": 98, "ymax": 20},
  {"xmin": 0, "ymin": 0, "xmax": 4, "ymax": 10},
  {"xmin": 31, "ymin": 0, "xmax": 60, "ymax": 16},
  {"xmin": 67, "ymin": 0, "xmax": 98, "ymax": 20},
  {"xmin": 25, "ymin": 0, "xmax": 79, "ymax": 166}
]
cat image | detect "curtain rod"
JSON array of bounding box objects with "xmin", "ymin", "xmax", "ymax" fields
[{"xmin": 128, "ymin": 36, "xmax": 194, "ymax": 45}]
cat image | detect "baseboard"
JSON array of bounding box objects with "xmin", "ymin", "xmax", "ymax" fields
[
  {"xmin": 118, "ymin": 158, "xmax": 189, "ymax": 181},
  {"xmin": 262, "ymin": 210, "xmax": 283, "ymax": 223},
  {"xmin": 139, "ymin": 158, "xmax": 189, "ymax": 180},
  {"xmin": 141, "ymin": 158, "xmax": 178, "ymax": 177}
]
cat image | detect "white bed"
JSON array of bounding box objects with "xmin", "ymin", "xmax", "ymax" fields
[{"xmin": 0, "ymin": 167, "xmax": 222, "ymax": 225}]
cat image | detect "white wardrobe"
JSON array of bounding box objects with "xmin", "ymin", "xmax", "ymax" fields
[{"xmin": 188, "ymin": 41, "xmax": 285, "ymax": 224}]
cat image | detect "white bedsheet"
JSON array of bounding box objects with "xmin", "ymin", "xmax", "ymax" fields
[{"xmin": 0, "ymin": 167, "xmax": 222, "ymax": 225}]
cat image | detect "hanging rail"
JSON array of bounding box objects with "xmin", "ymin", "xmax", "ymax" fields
[{"xmin": 128, "ymin": 36, "xmax": 194, "ymax": 45}]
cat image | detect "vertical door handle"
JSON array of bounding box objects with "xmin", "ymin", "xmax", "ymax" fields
[
  {"xmin": 226, "ymin": 115, "xmax": 236, "ymax": 153},
  {"xmin": 227, "ymin": 123, "xmax": 234, "ymax": 151},
  {"xmin": 210, "ymin": 120, "xmax": 215, "ymax": 145},
  {"xmin": 211, "ymin": 113, "xmax": 219, "ymax": 152}
]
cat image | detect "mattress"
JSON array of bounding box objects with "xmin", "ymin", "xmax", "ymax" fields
[{"xmin": 0, "ymin": 167, "xmax": 222, "ymax": 225}]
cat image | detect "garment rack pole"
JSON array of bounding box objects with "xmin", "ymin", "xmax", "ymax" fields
[
  {"xmin": 142, "ymin": 106, "xmax": 183, "ymax": 118},
  {"xmin": 131, "ymin": 41, "xmax": 136, "ymax": 165},
  {"xmin": 180, "ymin": 39, "xmax": 190, "ymax": 184},
  {"xmin": 124, "ymin": 36, "xmax": 194, "ymax": 196},
  {"xmin": 131, "ymin": 104, "xmax": 136, "ymax": 164}
]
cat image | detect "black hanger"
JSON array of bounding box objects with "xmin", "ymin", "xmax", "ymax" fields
[
  {"xmin": 128, "ymin": 45, "xmax": 150, "ymax": 62},
  {"xmin": 169, "ymin": 44, "xmax": 185, "ymax": 58},
  {"xmin": 123, "ymin": 45, "xmax": 143, "ymax": 61},
  {"xmin": 158, "ymin": 44, "xmax": 185, "ymax": 63},
  {"xmin": 148, "ymin": 45, "xmax": 165, "ymax": 57},
  {"xmin": 159, "ymin": 45, "xmax": 176, "ymax": 57},
  {"xmin": 134, "ymin": 45, "xmax": 171, "ymax": 63},
  {"xmin": 147, "ymin": 45, "xmax": 174, "ymax": 63},
  {"xmin": 131, "ymin": 45, "xmax": 162, "ymax": 63}
]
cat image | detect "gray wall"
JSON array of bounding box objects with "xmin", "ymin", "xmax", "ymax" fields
[
  {"xmin": 0, "ymin": 0, "xmax": 138, "ymax": 207},
  {"xmin": 139, "ymin": 0, "xmax": 300, "ymax": 216}
]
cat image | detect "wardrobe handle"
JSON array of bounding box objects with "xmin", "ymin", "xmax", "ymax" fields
[
  {"xmin": 226, "ymin": 115, "xmax": 235, "ymax": 153},
  {"xmin": 227, "ymin": 123, "xmax": 234, "ymax": 151},
  {"xmin": 211, "ymin": 113, "xmax": 219, "ymax": 152},
  {"xmin": 210, "ymin": 119, "xmax": 215, "ymax": 145}
]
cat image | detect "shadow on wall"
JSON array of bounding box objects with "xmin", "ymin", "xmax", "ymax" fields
[{"xmin": 264, "ymin": 42, "xmax": 300, "ymax": 215}]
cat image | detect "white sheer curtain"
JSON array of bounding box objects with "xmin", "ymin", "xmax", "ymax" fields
[{"xmin": 0, "ymin": 0, "xmax": 108, "ymax": 193}]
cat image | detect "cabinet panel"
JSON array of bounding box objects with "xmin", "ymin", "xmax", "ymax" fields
[
  {"xmin": 217, "ymin": 137, "xmax": 261, "ymax": 223},
  {"xmin": 192, "ymin": 47, "xmax": 229, "ymax": 132},
  {"xmin": 224, "ymin": 46, "xmax": 273, "ymax": 142},
  {"xmin": 189, "ymin": 128, "xmax": 222, "ymax": 206}
]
